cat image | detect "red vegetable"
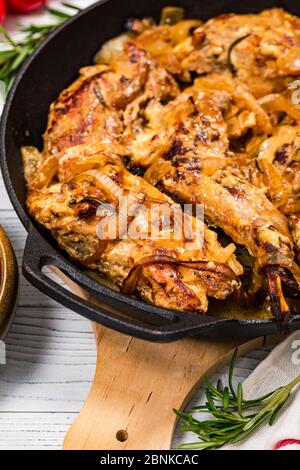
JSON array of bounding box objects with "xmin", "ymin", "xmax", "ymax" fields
[
  {"xmin": 274, "ymin": 439, "xmax": 300, "ymax": 450},
  {"xmin": 0, "ymin": 0, "xmax": 6, "ymax": 23},
  {"xmin": 7, "ymin": 0, "xmax": 47, "ymax": 13}
]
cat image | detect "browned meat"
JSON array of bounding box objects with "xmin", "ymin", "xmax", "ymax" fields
[
  {"xmin": 121, "ymin": 83, "xmax": 298, "ymax": 288},
  {"xmin": 44, "ymin": 43, "xmax": 178, "ymax": 157},
  {"xmin": 148, "ymin": 164, "xmax": 298, "ymax": 277},
  {"xmin": 44, "ymin": 64, "xmax": 123, "ymax": 156},
  {"xmin": 124, "ymin": 86, "xmax": 231, "ymax": 171},
  {"xmin": 238, "ymin": 125, "xmax": 300, "ymax": 262},
  {"xmin": 22, "ymin": 7, "xmax": 300, "ymax": 327},
  {"xmin": 288, "ymin": 214, "xmax": 300, "ymax": 264},
  {"xmin": 145, "ymin": 159, "xmax": 300, "ymax": 329},
  {"xmin": 122, "ymin": 84, "xmax": 300, "ymax": 326},
  {"xmin": 132, "ymin": 8, "xmax": 300, "ymax": 97},
  {"xmin": 26, "ymin": 154, "xmax": 242, "ymax": 313},
  {"xmin": 130, "ymin": 18, "xmax": 202, "ymax": 76}
]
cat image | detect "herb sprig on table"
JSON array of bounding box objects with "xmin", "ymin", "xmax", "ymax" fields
[
  {"xmin": 0, "ymin": 2, "xmax": 80, "ymax": 92},
  {"xmin": 174, "ymin": 349, "xmax": 300, "ymax": 450}
]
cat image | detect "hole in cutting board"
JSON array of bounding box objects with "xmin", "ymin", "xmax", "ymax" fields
[{"xmin": 116, "ymin": 430, "xmax": 128, "ymax": 442}]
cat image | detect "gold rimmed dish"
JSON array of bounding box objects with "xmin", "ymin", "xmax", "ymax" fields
[{"xmin": 0, "ymin": 225, "xmax": 18, "ymax": 339}]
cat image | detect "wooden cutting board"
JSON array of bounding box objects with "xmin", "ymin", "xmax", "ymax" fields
[{"xmin": 57, "ymin": 270, "xmax": 276, "ymax": 450}]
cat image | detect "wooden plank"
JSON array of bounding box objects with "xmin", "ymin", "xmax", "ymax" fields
[
  {"xmin": 0, "ymin": 413, "xmax": 75, "ymax": 449},
  {"xmin": 0, "ymin": 345, "xmax": 273, "ymax": 450},
  {"xmin": 0, "ymin": 306, "xmax": 96, "ymax": 413},
  {"xmin": 64, "ymin": 327, "xmax": 271, "ymax": 450}
]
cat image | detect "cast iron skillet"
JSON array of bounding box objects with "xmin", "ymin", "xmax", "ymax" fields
[{"xmin": 1, "ymin": 0, "xmax": 300, "ymax": 342}]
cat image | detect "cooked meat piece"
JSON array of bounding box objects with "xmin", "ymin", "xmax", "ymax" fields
[
  {"xmin": 44, "ymin": 64, "xmax": 124, "ymax": 156},
  {"xmin": 151, "ymin": 164, "xmax": 297, "ymax": 275},
  {"xmin": 122, "ymin": 81, "xmax": 300, "ymax": 325},
  {"xmin": 130, "ymin": 19, "xmax": 202, "ymax": 76},
  {"xmin": 21, "ymin": 146, "xmax": 59, "ymax": 190},
  {"xmin": 185, "ymin": 9, "xmax": 300, "ymax": 95},
  {"xmin": 120, "ymin": 76, "xmax": 300, "ymax": 305},
  {"xmin": 193, "ymin": 75, "xmax": 272, "ymax": 138},
  {"xmin": 26, "ymin": 154, "xmax": 242, "ymax": 314},
  {"xmin": 288, "ymin": 214, "xmax": 300, "ymax": 264},
  {"xmin": 145, "ymin": 159, "xmax": 300, "ymax": 329},
  {"xmin": 123, "ymin": 79, "xmax": 273, "ymax": 185},
  {"xmin": 124, "ymin": 84, "xmax": 232, "ymax": 172},
  {"xmin": 134, "ymin": 9, "xmax": 300, "ymax": 97},
  {"xmin": 43, "ymin": 42, "xmax": 178, "ymax": 157},
  {"xmin": 238, "ymin": 125, "xmax": 300, "ymax": 261},
  {"xmin": 250, "ymin": 125, "xmax": 300, "ymax": 205}
]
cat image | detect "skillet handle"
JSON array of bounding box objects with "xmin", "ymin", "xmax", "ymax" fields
[{"xmin": 22, "ymin": 227, "xmax": 229, "ymax": 342}]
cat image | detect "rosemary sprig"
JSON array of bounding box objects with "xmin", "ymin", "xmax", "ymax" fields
[
  {"xmin": 0, "ymin": 3, "xmax": 81, "ymax": 92},
  {"xmin": 174, "ymin": 348, "xmax": 300, "ymax": 450}
]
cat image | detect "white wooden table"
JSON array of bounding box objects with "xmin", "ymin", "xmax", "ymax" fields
[{"xmin": 0, "ymin": 0, "xmax": 272, "ymax": 450}]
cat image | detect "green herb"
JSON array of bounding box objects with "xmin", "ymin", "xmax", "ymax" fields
[
  {"xmin": 174, "ymin": 348, "xmax": 300, "ymax": 450},
  {"xmin": 0, "ymin": 3, "xmax": 81, "ymax": 92}
]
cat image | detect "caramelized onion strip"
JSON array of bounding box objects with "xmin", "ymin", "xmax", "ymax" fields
[
  {"xmin": 266, "ymin": 267, "xmax": 291, "ymax": 334},
  {"xmin": 121, "ymin": 255, "xmax": 238, "ymax": 295}
]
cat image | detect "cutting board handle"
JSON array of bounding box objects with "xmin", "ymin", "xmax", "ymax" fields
[{"xmin": 63, "ymin": 325, "xmax": 266, "ymax": 450}]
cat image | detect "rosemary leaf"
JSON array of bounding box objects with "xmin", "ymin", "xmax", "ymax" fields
[
  {"xmin": 0, "ymin": 26, "xmax": 17, "ymax": 47},
  {"xmin": 174, "ymin": 349, "xmax": 300, "ymax": 450},
  {"xmin": 217, "ymin": 378, "xmax": 223, "ymax": 392},
  {"xmin": 62, "ymin": 2, "xmax": 81, "ymax": 11},
  {"xmin": 0, "ymin": 3, "xmax": 81, "ymax": 93},
  {"xmin": 223, "ymin": 386, "xmax": 229, "ymax": 410},
  {"xmin": 237, "ymin": 383, "xmax": 243, "ymax": 417},
  {"xmin": 228, "ymin": 347, "xmax": 238, "ymax": 398},
  {"xmin": 47, "ymin": 7, "xmax": 72, "ymax": 19}
]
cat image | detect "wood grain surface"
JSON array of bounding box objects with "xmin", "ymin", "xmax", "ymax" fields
[{"xmin": 63, "ymin": 330, "xmax": 270, "ymax": 450}]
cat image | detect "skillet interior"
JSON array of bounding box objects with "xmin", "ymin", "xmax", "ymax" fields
[{"xmin": 1, "ymin": 0, "xmax": 300, "ymax": 341}]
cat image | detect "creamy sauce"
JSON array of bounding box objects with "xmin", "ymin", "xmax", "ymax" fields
[{"xmin": 208, "ymin": 299, "xmax": 272, "ymax": 320}]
